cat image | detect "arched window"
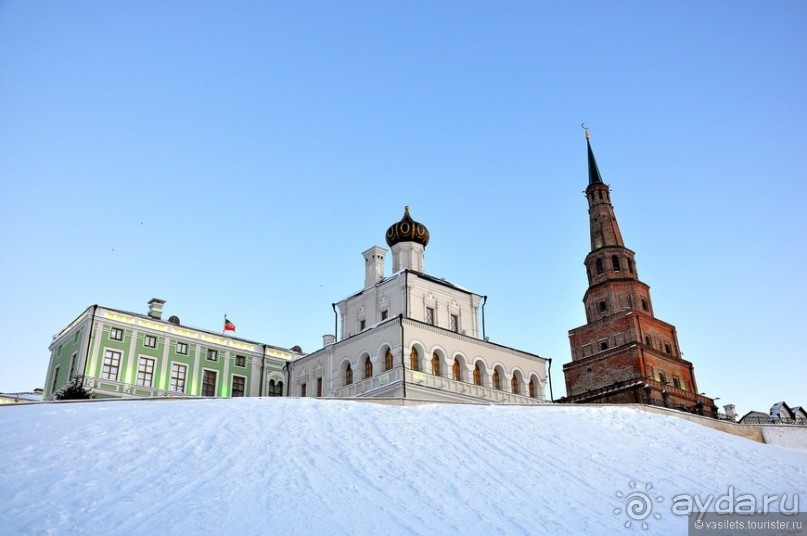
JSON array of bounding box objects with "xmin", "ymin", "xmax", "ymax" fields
[
  {"xmin": 493, "ymin": 369, "xmax": 501, "ymax": 390},
  {"xmin": 529, "ymin": 378, "xmax": 536, "ymax": 398},
  {"xmin": 385, "ymin": 349, "xmax": 393, "ymax": 371},
  {"xmin": 641, "ymin": 298, "xmax": 649, "ymax": 312},
  {"xmin": 473, "ymin": 364, "xmax": 481, "ymax": 385},
  {"xmin": 612, "ymin": 255, "xmax": 621, "ymax": 271},
  {"xmin": 432, "ymin": 352, "xmax": 441, "ymax": 376},
  {"xmin": 452, "ymin": 358, "xmax": 461, "ymax": 381},
  {"xmin": 628, "ymin": 259, "xmax": 634, "ymax": 274},
  {"xmin": 345, "ymin": 364, "xmax": 353, "ymax": 386},
  {"xmin": 595, "ymin": 258, "xmax": 604, "ymax": 275},
  {"xmin": 511, "ymin": 376, "xmax": 519, "ymax": 395},
  {"xmin": 598, "ymin": 300, "xmax": 608, "ymax": 313},
  {"xmin": 410, "ymin": 348, "xmax": 419, "ymax": 371},
  {"xmin": 276, "ymin": 381, "xmax": 284, "ymax": 396},
  {"xmin": 645, "ymin": 335, "xmax": 652, "ymax": 346},
  {"xmin": 364, "ymin": 356, "xmax": 373, "ymax": 378}
]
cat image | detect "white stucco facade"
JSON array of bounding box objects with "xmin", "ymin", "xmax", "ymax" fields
[{"xmin": 289, "ymin": 214, "xmax": 549, "ymax": 405}]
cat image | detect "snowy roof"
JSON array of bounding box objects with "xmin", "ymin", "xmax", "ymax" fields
[{"xmin": 0, "ymin": 392, "xmax": 42, "ymax": 402}]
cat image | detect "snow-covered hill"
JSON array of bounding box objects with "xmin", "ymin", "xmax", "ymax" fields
[{"xmin": 1, "ymin": 399, "xmax": 805, "ymax": 535}]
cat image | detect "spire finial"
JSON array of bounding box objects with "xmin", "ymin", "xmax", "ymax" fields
[{"xmin": 581, "ymin": 123, "xmax": 590, "ymax": 140}]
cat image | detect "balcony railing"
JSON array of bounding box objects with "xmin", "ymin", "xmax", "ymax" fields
[{"xmin": 333, "ymin": 367, "xmax": 546, "ymax": 405}]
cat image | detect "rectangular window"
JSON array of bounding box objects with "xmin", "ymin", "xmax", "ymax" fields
[
  {"xmin": 231, "ymin": 376, "xmax": 246, "ymax": 397},
  {"xmin": 450, "ymin": 314, "xmax": 459, "ymax": 333},
  {"xmin": 73, "ymin": 331, "xmax": 80, "ymax": 344},
  {"xmin": 381, "ymin": 310, "xmax": 388, "ymax": 320},
  {"xmin": 359, "ymin": 319, "xmax": 366, "ymax": 330},
  {"xmin": 101, "ymin": 349, "xmax": 122, "ymax": 381},
  {"xmin": 301, "ymin": 383, "xmax": 307, "ymax": 397},
  {"xmin": 110, "ymin": 328, "xmax": 124, "ymax": 341},
  {"xmin": 235, "ymin": 355, "xmax": 246, "ymax": 367},
  {"xmin": 672, "ymin": 377, "xmax": 681, "ymax": 389},
  {"xmin": 317, "ymin": 377, "xmax": 322, "ymax": 397},
  {"xmin": 144, "ymin": 335, "xmax": 157, "ymax": 348},
  {"xmin": 206, "ymin": 349, "xmax": 218, "ymax": 361},
  {"xmin": 170, "ymin": 363, "xmax": 187, "ymax": 393},
  {"xmin": 425, "ymin": 307, "xmax": 435, "ymax": 325},
  {"xmin": 51, "ymin": 366, "xmax": 60, "ymax": 394},
  {"xmin": 136, "ymin": 357, "xmax": 156, "ymax": 387},
  {"xmin": 69, "ymin": 352, "xmax": 78, "ymax": 379},
  {"xmin": 202, "ymin": 370, "xmax": 218, "ymax": 397},
  {"xmin": 176, "ymin": 342, "xmax": 188, "ymax": 355}
]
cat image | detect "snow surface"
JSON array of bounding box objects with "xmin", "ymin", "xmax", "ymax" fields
[{"xmin": 1, "ymin": 399, "xmax": 805, "ymax": 535}]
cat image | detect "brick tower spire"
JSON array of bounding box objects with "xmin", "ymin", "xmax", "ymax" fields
[{"xmin": 562, "ymin": 130, "xmax": 715, "ymax": 416}]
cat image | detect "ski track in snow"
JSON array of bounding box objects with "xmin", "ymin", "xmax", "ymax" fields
[{"xmin": 1, "ymin": 399, "xmax": 805, "ymax": 535}]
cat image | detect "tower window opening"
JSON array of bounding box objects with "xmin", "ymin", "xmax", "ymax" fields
[
  {"xmin": 645, "ymin": 335, "xmax": 651, "ymax": 346},
  {"xmin": 598, "ymin": 300, "xmax": 607, "ymax": 313},
  {"xmin": 664, "ymin": 343, "xmax": 672, "ymax": 354},
  {"xmin": 599, "ymin": 341, "xmax": 609, "ymax": 351},
  {"xmin": 641, "ymin": 298, "xmax": 649, "ymax": 311},
  {"xmin": 598, "ymin": 191, "xmax": 603, "ymax": 200},
  {"xmin": 628, "ymin": 259, "xmax": 634, "ymax": 274},
  {"xmin": 595, "ymin": 258, "xmax": 604, "ymax": 275},
  {"xmin": 612, "ymin": 255, "xmax": 621, "ymax": 271}
]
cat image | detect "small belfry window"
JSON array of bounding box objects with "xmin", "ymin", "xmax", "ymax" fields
[
  {"xmin": 612, "ymin": 255, "xmax": 621, "ymax": 271},
  {"xmin": 385, "ymin": 349, "xmax": 393, "ymax": 371},
  {"xmin": 641, "ymin": 298, "xmax": 649, "ymax": 312},
  {"xmin": 473, "ymin": 364, "xmax": 482, "ymax": 386},
  {"xmin": 628, "ymin": 259, "xmax": 634, "ymax": 274},
  {"xmin": 344, "ymin": 364, "xmax": 353, "ymax": 386},
  {"xmin": 595, "ymin": 258, "xmax": 604, "ymax": 275},
  {"xmin": 432, "ymin": 352, "xmax": 441, "ymax": 376},
  {"xmin": 598, "ymin": 300, "xmax": 607, "ymax": 313},
  {"xmin": 364, "ymin": 356, "xmax": 373, "ymax": 378},
  {"xmin": 664, "ymin": 343, "xmax": 672, "ymax": 354},
  {"xmin": 645, "ymin": 335, "xmax": 652, "ymax": 346}
]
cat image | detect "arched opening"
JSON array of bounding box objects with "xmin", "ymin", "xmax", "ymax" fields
[
  {"xmin": 628, "ymin": 259, "xmax": 634, "ymax": 274},
  {"xmin": 432, "ymin": 352, "xmax": 441, "ymax": 377},
  {"xmin": 452, "ymin": 358, "xmax": 461, "ymax": 381},
  {"xmin": 344, "ymin": 364, "xmax": 353, "ymax": 386},
  {"xmin": 473, "ymin": 363, "xmax": 482, "ymax": 386},
  {"xmin": 267, "ymin": 379, "xmax": 284, "ymax": 397},
  {"xmin": 364, "ymin": 355, "xmax": 373, "ymax": 379},
  {"xmin": 612, "ymin": 255, "xmax": 621, "ymax": 271},
  {"xmin": 595, "ymin": 258, "xmax": 604, "ymax": 275},
  {"xmin": 385, "ymin": 349, "xmax": 393, "ymax": 371},
  {"xmin": 410, "ymin": 347, "xmax": 420, "ymax": 371},
  {"xmin": 492, "ymin": 369, "xmax": 501, "ymax": 390},
  {"xmin": 511, "ymin": 375, "xmax": 519, "ymax": 394}
]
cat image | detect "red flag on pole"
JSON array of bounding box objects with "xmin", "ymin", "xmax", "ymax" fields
[{"xmin": 224, "ymin": 318, "xmax": 236, "ymax": 332}]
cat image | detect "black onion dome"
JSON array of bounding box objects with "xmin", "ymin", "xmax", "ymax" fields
[{"xmin": 385, "ymin": 206, "xmax": 430, "ymax": 248}]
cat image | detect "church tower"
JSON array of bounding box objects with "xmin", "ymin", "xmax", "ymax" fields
[{"xmin": 562, "ymin": 130, "xmax": 716, "ymax": 416}]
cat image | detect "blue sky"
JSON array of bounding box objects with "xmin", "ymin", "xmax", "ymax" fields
[{"xmin": 1, "ymin": 2, "xmax": 804, "ymax": 415}]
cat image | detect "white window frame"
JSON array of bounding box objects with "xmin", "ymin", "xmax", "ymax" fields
[
  {"xmin": 206, "ymin": 349, "xmax": 218, "ymax": 362},
  {"xmin": 169, "ymin": 362, "xmax": 187, "ymax": 393},
  {"xmin": 231, "ymin": 375, "xmax": 247, "ymax": 397},
  {"xmin": 144, "ymin": 334, "xmax": 157, "ymax": 348},
  {"xmin": 101, "ymin": 349, "xmax": 122, "ymax": 381},
  {"xmin": 235, "ymin": 355, "xmax": 246, "ymax": 367},
  {"xmin": 201, "ymin": 368, "xmax": 218, "ymax": 397},
  {"xmin": 110, "ymin": 327, "xmax": 124, "ymax": 341},
  {"xmin": 176, "ymin": 342, "xmax": 188, "ymax": 355},
  {"xmin": 136, "ymin": 356, "xmax": 156, "ymax": 387}
]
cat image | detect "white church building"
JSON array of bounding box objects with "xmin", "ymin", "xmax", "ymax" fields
[{"xmin": 288, "ymin": 207, "xmax": 549, "ymax": 404}]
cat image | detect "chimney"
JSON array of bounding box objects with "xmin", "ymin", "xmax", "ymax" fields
[
  {"xmin": 323, "ymin": 334, "xmax": 336, "ymax": 346},
  {"xmin": 147, "ymin": 298, "xmax": 166, "ymax": 320},
  {"xmin": 723, "ymin": 404, "xmax": 736, "ymax": 421},
  {"xmin": 362, "ymin": 246, "xmax": 387, "ymax": 289}
]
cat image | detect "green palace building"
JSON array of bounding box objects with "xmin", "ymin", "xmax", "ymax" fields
[{"xmin": 44, "ymin": 298, "xmax": 301, "ymax": 399}]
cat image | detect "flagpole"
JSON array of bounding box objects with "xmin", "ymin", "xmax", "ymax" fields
[{"xmin": 223, "ymin": 314, "xmax": 227, "ymax": 335}]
